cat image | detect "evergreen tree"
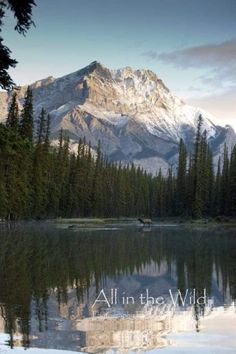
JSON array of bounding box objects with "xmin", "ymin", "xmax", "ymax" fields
[
  {"xmin": 176, "ymin": 138, "xmax": 187, "ymax": 216},
  {"xmin": 91, "ymin": 141, "xmax": 104, "ymax": 216},
  {"xmin": 192, "ymin": 115, "xmax": 203, "ymax": 219},
  {"xmin": 58, "ymin": 135, "xmax": 71, "ymax": 216},
  {"xmin": 220, "ymin": 144, "xmax": 230, "ymax": 215},
  {"xmin": 166, "ymin": 167, "xmax": 175, "ymax": 216},
  {"xmin": 6, "ymin": 92, "xmax": 19, "ymax": 132},
  {"xmin": 205, "ymin": 146, "xmax": 214, "ymax": 215},
  {"xmin": 214, "ymin": 157, "xmax": 221, "ymax": 216},
  {"xmin": 186, "ymin": 154, "xmax": 194, "ymax": 216},
  {"xmin": 1, "ymin": 88, "xmax": 236, "ymax": 221},
  {"xmin": 0, "ymin": 125, "xmax": 8, "ymax": 218},
  {"xmin": 44, "ymin": 114, "xmax": 51, "ymax": 151},
  {"xmin": 32, "ymin": 109, "xmax": 49, "ymax": 218},
  {"xmin": 0, "ymin": 0, "xmax": 36, "ymax": 90},
  {"xmin": 37, "ymin": 108, "xmax": 47, "ymax": 145},
  {"xmin": 229, "ymin": 146, "xmax": 236, "ymax": 216},
  {"xmin": 20, "ymin": 86, "xmax": 33, "ymax": 142}
]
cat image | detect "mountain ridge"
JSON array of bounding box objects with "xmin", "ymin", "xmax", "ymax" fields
[{"xmin": 0, "ymin": 61, "xmax": 235, "ymax": 174}]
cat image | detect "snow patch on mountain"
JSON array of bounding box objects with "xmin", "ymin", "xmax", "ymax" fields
[{"xmin": 0, "ymin": 61, "xmax": 235, "ymax": 174}]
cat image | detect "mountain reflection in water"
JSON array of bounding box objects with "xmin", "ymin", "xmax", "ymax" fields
[{"xmin": 0, "ymin": 223, "xmax": 235, "ymax": 352}]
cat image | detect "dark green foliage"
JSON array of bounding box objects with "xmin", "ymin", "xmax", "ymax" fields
[
  {"xmin": 0, "ymin": 37, "xmax": 17, "ymax": 90},
  {"xmin": 0, "ymin": 124, "xmax": 32, "ymax": 220},
  {"xmin": 192, "ymin": 115, "xmax": 204, "ymax": 219},
  {"xmin": 4, "ymin": 0, "xmax": 36, "ymax": 34},
  {"xmin": 0, "ymin": 94, "xmax": 236, "ymax": 220},
  {"xmin": 176, "ymin": 138, "xmax": 187, "ymax": 216},
  {"xmin": 20, "ymin": 86, "xmax": 33, "ymax": 142},
  {"xmin": 32, "ymin": 109, "xmax": 50, "ymax": 218},
  {"xmin": 229, "ymin": 146, "xmax": 236, "ymax": 216},
  {"xmin": 220, "ymin": 144, "xmax": 230, "ymax": 214},
  {"xmin": 0, "ymin": 0, "xmax": 36, "ymax": 90},
  {"xmin": 6, "ymin": 92, "xmax": 19, "ymax": 131}
]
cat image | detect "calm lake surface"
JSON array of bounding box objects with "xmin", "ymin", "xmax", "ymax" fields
[{"xmin": 0, "ymin": 223, "xmax": 236, "ymax": 353}]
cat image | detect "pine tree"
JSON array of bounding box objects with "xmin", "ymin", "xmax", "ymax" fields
[
  {"xmin": 192, "ymin": 115, "xmax": 203, "ymax": 219},
  {"xmin": 0, "ymin": 125, "xmax": 8, "ymax": 218},
  {"xmin": 205, "ymin": 146, "xmax": 214, "ymax": 215},
  {"xmin": 32, "ymin": 108, "xmax": 49, "ymax": 218},
  {"xmin": 58, "ymin": 135, "xmax": 71, "ymax": 216},
  {"xmin": 156, "ymin": 169, "xmax": 164, "ymax": 217},
  {"xmin": 91, "ymin": 141, "xmax": 104, "ymax": 216},
  {"xmin": 20, "ymin": 86, "xmax": 33, "ymax": 142},
  {"xmin": 6, "ymin": 92, "xmax": 19, "ymax": 132},
  {"xmin": 44, "ymin": 114, "xmax": 51, "ymax": 151},
  {"xmin": 213, "ymin": 157, "xmax": 221, "ymax": 216},
  {"xmin": 220, "ymin": 144, "xmax": 230, "ymax": 215},
  {"xmin": 229, "ymin": 146, "xmax": 236, "ymax": 216},
  {"xmin": 176, "ymin": 138, "xmax": 187, "ymax": 216},
  {"xmin": 166, "ymin": 167, "xmax": 175, "ymax": 216},
  {"xmin": 186, "ymin": 154, "xmax": 194, "ymax": 216},
  {"xmin": 3, "ymin": 127, "xmax": 31, "ymax": 220},
  {"xmin": 2, "ymin": 87, "xmax": 236, "ymax": 221},
  {"xmin": 200, "ymin": 130, "xmax": 209, "ymax": 216},
  {"xmin": 37, "ymin": 108, "xmax": 47, "ymax": 145}
]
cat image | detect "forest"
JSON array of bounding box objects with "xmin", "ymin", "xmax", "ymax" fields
[{"xmin": 0, "ymin": 87, "xmax": 236, "ymax": 221}]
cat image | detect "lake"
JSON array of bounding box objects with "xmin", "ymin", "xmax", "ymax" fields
[{"xmin": 0, "ymin": 222, "xmax": 236, "ymax": 353}]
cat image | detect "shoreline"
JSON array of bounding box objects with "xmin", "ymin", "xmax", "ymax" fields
[{"xmin": 1, "ymin": 217, "xmax": 236, "ymax": 229}]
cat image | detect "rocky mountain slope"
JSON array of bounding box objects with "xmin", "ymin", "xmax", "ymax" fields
[{"xmin": 0, "ymin": 61, "xmax": 235, "ymax": 174}]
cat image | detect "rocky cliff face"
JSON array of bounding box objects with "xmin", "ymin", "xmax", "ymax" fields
[{"xmin": 0, "ymin": 61, "xmax": 235, "ymax": 174}]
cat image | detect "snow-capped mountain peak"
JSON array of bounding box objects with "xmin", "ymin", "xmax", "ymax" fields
[{"xmin": 0, "ymin": 61, "xmax": 235, "ymax": 174}]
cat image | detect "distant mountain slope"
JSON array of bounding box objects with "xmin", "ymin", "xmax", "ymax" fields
[{"xmin": 0, "ymin": 61, "xmax": 235, "ymax": 174}]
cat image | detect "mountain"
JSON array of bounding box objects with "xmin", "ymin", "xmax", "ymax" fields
[{"xmin": 0, "ymin": 61, "xmax": 235, "ymax": 174}]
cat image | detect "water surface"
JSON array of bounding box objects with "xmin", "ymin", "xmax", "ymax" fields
[{"xmin": 0, "ymin": 223, "xmax": 235, "ymax": 352}]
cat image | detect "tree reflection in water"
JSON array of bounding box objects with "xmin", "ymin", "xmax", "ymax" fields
[{"xmin": 0, "ymin": 223, "xmax": 235, "ymax": 351}]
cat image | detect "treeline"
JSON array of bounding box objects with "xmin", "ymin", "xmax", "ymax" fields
[
  {"xmin": 0, "ymin": 88, "xmax": 154, "ymax": 220},
  {"xmin": 0, "ymin": 89, "xmax": 236, "ymax": 220},
  {"xmin": 154, "ymin": 116, "xmax": 236, "ymax": 218}
]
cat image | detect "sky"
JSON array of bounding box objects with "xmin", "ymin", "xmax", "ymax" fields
[{"xmin": 2, "ymin": 0, "xmax": 236, "ymax": 129}]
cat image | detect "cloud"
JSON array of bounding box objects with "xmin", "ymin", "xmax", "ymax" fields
[
  {"xmin": 158, "ymin": 39, "xmax": 236, "ymax": 69},
  {"xmin": 142, "ymin": 40, "xmax": 236, "ymax": 129},
  {"xmin": 143, "ymin": 39, "xmax": 236, "ymax": 90},
  {"xmin": 142, "ymin": 50, "xmax": 159, "ymax": 60}
]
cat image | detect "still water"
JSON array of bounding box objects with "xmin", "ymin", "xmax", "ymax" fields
[{"xmin": 0, "ymin": 223, "xmax": 236, "ymax": 353}]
